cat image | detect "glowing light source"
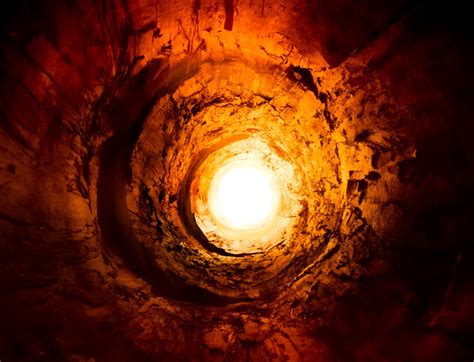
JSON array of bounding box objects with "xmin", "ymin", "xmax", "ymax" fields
[
  {"xmin": 190, "ymin": 137, "xmax": 300, "ymax": 253},
  {"xmin": 208, "ymin": 162, "xmax": 280, "ymax": 230}
]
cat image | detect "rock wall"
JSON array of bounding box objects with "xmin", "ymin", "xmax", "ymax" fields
[{"xmin": 1, "ymin": 0, "xmax": 473, "ymax": 360}]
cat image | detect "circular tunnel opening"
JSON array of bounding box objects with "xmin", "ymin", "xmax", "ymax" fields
[{"xmin": 188, "ymin": 136, "xmax": 301, "ymax": 254}]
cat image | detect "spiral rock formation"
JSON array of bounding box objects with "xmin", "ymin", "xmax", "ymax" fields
[{"xmin": 1, "ymin": 0, "xmax": 473, "ymax": 360}]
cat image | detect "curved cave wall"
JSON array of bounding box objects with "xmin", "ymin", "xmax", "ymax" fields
[{"xmin": 1, "ymin": 0, "xmax": 474, "ymax": 360}]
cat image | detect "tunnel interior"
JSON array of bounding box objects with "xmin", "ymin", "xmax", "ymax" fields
[{"xmin": 1, "ymin": 0, "xmax": 474, "ymax": 360}]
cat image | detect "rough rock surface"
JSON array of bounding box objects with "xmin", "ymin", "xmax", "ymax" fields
[{"xmin": 1, "ymin": 0, "xmax": 473, "ymax": 360}]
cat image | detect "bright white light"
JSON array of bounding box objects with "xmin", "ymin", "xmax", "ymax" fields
[{"xmin": 209, "ymin": 164, "xmax": 279, "ymax": 230}]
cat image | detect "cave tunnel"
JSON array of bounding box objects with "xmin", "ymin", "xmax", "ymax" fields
[{"xmin": 1, "ymin": 0, "xmax": 474, "ymax": 360}]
